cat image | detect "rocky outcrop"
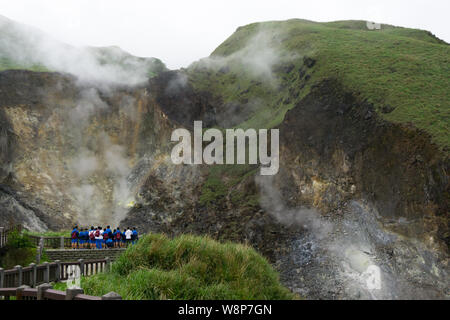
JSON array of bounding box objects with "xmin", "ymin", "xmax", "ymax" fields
[
  {"xmin": 269, "ymin": 79, "xmax": 449, "ymax": 299},
  {"xmin": 0, "ymin": 70, "xmax": 176, "ymax": 228},
  {"xmin": 148, "ymin": 70, "xmax": 217, "ymax": 128},
  {"xmin": 278, "ymin": 79, "xmax": 449, "ymax": 251},
  {"xmin": 122, "ymin": 76, "xmax": 449, "ymax": 299}
]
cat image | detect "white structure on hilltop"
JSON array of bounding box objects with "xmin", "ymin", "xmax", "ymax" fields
[{"xmin": 366, "ymin": 21, "xmax": 381, "ymax": 30}]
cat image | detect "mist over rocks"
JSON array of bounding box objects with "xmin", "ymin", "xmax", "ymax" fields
[
  {"xmin": 148, "ymin": 70, "xmax": 217, "ymax": 129},
  {"xmin": 0, "ymin": 14, "xmax": 166, "ymax": 86},
  {"xmin": 0, "ymin": 68, "xmax": 175, "ymax": 227}
]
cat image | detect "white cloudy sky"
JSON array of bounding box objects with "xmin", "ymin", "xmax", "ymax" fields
[{"xmin": 1, "ymin": 0, "xmax": 449, "ymax": 69}]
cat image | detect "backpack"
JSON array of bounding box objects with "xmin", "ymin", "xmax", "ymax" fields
[
  {"xmin": 95, "ymin": 230, "xmax": 100, "ymax": 237},
  {"xmin": 71, "ymin": 231, "xmax": 78, "ymax": 239},
  {"xmin": 89, "ymin": 231, "xmax": 95, "ymax": 240},
  {"xmin": 108, "ymin": 231, "xmax": 113, "ymax": 239},
  {"xmin": 116, "ymin": 232, "xmax": 121, "ymax": 240},
  {"xmin": 103, "ymin": 232, "xmax": 108, "ymax": 240}
]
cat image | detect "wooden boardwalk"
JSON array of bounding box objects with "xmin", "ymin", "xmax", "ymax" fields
[
  {"xmin": 0, "ymin": 257, "xmax": 121, "ymax": 300},
  {"xmin": 0, "ymin": 225, "xmax": 123, "ymax": 300}
]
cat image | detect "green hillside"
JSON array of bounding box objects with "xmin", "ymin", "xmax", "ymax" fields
[
  {"xmin": 86, "ymin": 46, "xmax": 166, "ymax": 78},
  {"xmin": 187, "ymin": 19, "xmax": 450, "ymax": 151},
  {"xmin": 2, "ymin": 16, "xmax": 447, "ymax": 149}
]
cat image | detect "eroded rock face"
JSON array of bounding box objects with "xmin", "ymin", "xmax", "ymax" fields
[
  {"xmin": 0, "ymin": 69, "xmax": 448, "ymax": 299},
  {"xmin": 0, "ymin": 70, "xmax": 177, "ymax": 228},
  {"xmin": 125, "ymin": 77, "xmax": 449, "ymax": 299},
  {"xmin": 148, "ymin": 70, "xmax": 217, "ymax": 128},
  {"xmin": 267, "ymin": 80, "xmax": 449, "ymax": 299},
  {"xmin": 278, "ymin": 79, "xmax": 448, "ymax": 251}
]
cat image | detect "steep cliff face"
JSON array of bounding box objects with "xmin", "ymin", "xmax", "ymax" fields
[
  {"xmin": 268, "ymin": 80, "xmax": 449, "ymax": 298},
  {"xmin": 0, "ymin": 71, "xmax": 448, "ymax": 299},
  {"xmin": 121, "ymin": 74, "xmax": 449, "ymax": 299},
  {"xmin": 278, "ymin": 79, "xmax": 448, "ymax": 248},
  {"xmin": 0, "ymin": 70, "xmax": 177, "ymax": 229}
]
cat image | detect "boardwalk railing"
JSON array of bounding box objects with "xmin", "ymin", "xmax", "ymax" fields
[
  {"xmin": 0, "ymin": 258, "xmax": 112, "ymax": 288},
  {"xmin": 1, "ymin": 225, "xmax": 123, "ymax": 300},
  {"xmin": 0, "ymin": 225, "xmax": 68, "ymax": 249},
  {"xmin": 27, "ymin": 235, "xmax": 72, "ymax": 249},
  {"xmin": 27, "ymin": 234, "xmax": 142, "ymax": 249},
  {"xmin": 0, "ymin": 285, "xmax": 121, "ymax": 300},
  {"xmin": 0, "ymin": 258, "xmax": 120, "ymax": 300}
]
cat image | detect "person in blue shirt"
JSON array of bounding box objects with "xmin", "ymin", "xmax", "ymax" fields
[
  {"xmin": 71, "ymin": 226, "xmax": 79, "ymax": 249},
  {"xmin": 78, "ymin": 228, "xmax": 85, "ymax": 248},
  {"xmin": 84, "ymin": 228, "xmax": 89, "ymax": 248},
  {"xmin": 106, "ymin": 237, "xmax": 114, "ymax": 249},
  {"xmin": 121, "ymin": 228, "xmax": 126, "ymax": 248},
  {"xmin": 89, "ymin": 226, "xmax": 95, "ymax": 249},
  {"xmin": 113, "ymin": 227, "xmax": 122, "ymax": 248},
  {"xmin": 103, "ymin": 225, "xmax": 111, "ymax": 248},
  {"xmin": 132, "ymin": 227, "xmax": 138, "ymax": 245},
  {"xmin": 82, "ymin": 228, "xmax": 89, "ymax": 248}
]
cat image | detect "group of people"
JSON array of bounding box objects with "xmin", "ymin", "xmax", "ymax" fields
[{"xmin": 71, "ymin": 226, "xmax": 139, "ymax": 249}]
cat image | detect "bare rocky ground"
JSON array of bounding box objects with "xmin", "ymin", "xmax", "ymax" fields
[{"xmin": 276, "ymin": 200, "xmax": 448, "ymax": 299}]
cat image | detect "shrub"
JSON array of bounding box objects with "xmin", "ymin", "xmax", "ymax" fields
[
  {"xmin": 80, "ymin": 233, "xmax": 295, "ymax": 300},
  {"xmin": 6, "ymin": 230, "xmax": 34, "ymax": 249}
]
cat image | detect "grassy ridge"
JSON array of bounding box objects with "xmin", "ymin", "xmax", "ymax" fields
[
  {"xmin": 0, "ymin": 57, "xmax": 49, "ymax": 72},
  {"xmin": 189, "ymin": 19, "xmax": 450, "ymax": 151},
  {"xmin": 77, "ymin": 233, "xmax": 294, "ymax": 300}
]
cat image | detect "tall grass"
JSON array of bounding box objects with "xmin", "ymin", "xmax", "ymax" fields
[{"xmin": 80, "ymin": 233, "xmax": 295, "ymax": 300}]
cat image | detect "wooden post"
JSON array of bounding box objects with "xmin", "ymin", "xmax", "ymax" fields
[
  {"xmin": 65, "ymin": 288, "xmax": 84, "ymax": 300},
  {"xmin": 16, "ymin": 285, "xmax": 29, "ymax": 300},
  {"xmin": 35, "ymin": 244, "xmax": 40, "ymax": 264},
  {"xmin": 29, "ymin": 263, "xmax": 37, "ymax": 288},
  {"xmin": 0, "ymin": 227, "xmax": 4, "ymax": 247},
  {"xmin": 55, "ymin": 260, "xmax": 61, "ymax": 282},
  {"xmin": 43, "ymin": 262, "xmax": 49, "ymax": 283},
  {"xmin": 15, "ymin": 265, "xmax": 23, "ymax": 287},
  {"xmin": 105, "ymin": 257, "xmax": 111, "ymax": 273},
  {"xmin": 79, "ymin": 259, "xmax": 84, "ymax": 277},
  {"xmin": 101, "ymin": 292, "xmax": 122, "ymax": 300},
  {"xmin": 37, "ymin": 283, "xmax": 52, "ymax": 300},
  {"xmin": 0, "ymin": 268, "xmax": 4, "ymax": 288},
  {"xmin": 60, "ymin": 236, "xmax": 65, "ymax": 249},
  {"xmin": 36, "ymin": 237, "xmax": 44, "ymax": 264}
]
